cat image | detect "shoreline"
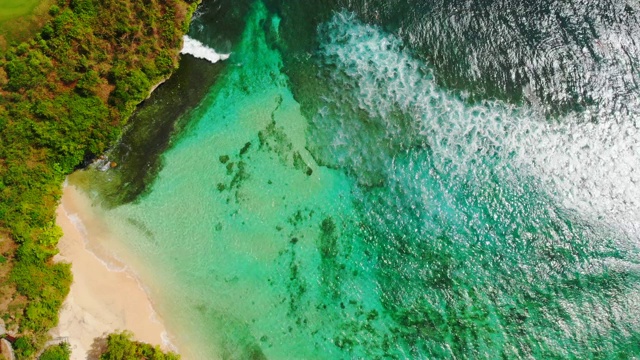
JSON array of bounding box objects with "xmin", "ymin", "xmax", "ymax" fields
[
  {"xmin": 47, "ymin": 37, "xmax": 205, "ymax": 359},
  {"xmin": 51, "ymin": 184, "xmax": 178, "ymax": 359}
]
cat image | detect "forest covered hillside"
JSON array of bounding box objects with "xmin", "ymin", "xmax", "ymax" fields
[{"xmin": 0, "ymin": 0, "xmax": 197, "ymax": 357}]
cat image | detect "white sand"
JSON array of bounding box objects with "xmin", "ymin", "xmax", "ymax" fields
[{"xmin": 50, "ymin": 184, "xmax": 176, "ymax": 359}]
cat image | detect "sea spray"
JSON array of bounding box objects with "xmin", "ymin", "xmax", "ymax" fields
[{"xmin": 181, "ymin": 35, "xmax": 230, "ymax": 63}]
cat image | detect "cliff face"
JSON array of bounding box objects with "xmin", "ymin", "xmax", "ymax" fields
[{"xmin": 0, "ymin": 0, "xmax": 199, "ymax": 356}]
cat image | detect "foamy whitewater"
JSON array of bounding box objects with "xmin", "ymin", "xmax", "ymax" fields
[
  {"xmin": 181, "ymin": 35, "xmax": 230, "ymax": 63},
  {"xmin": 78, "ymin": 1, "xmax": 640, "ymax": 358},
  {"xmin": 313, "ymin": 12, "xmax": 640, "ymax": 240}
]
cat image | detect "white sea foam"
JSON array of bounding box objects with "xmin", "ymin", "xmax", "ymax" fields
[
  {"xmin": 315, "ymin": 12, "xmax": 640, "ymax": 239},
  {"xmin": 161, "ymin": 331, "xmax": 179, "ymax": 353},
  {"xmin": 181, "ymin": 35, "xmax": 230, "ymax": 63}
]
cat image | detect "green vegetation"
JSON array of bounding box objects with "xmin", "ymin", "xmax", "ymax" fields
[
  {"xmin": 0, "ymin": 0, "xmax": 43, "ymax": 22},
  {"xmin": 39, "ymin": 343, "xmax": 70, "ymax": 360},
  {"xmin": 100, "ymin": 332, "xmax": 179, "ymax": 360},
  {"xmin": 0, "ymin": 0, "xmax": 55, "ymax": 49},
  {"xmin": 0, "ymin": 0, "xmax": 198, "ymax": 358}
]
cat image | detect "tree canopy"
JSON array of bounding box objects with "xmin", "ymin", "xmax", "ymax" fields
[{"xmin": 0, "ymin": 0, "xmax": 198, "ymax": 357}]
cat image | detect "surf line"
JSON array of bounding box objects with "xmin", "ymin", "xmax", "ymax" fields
[{"xmin": 181, "ymin": 35, "xmax": 230, "ymax": 63}]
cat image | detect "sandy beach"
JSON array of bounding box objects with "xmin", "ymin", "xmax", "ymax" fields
[{"xmin": 51, "ymin": 184, "xmax": 176, "ymax": 359}]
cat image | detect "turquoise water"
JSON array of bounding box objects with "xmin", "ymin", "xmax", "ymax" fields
[{"xmin": 82, "ymin": 1, "xmax": 640, "ymax": 358}]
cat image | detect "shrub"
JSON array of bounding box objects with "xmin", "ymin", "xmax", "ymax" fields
[
  {"xmin": 40, "ymin": 343, "xmax": 71, "ymax": 360},
  {"xmin": 100, "ymin": 332, "xmax": 180, "ymax": 360},
  {"xmin": 13, "ymin": 336, "xmax": 36, "ymax": 359},
  {"xmin": 49, "ymin": 5, "xmax": 60, "ymax": 17}
]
